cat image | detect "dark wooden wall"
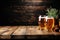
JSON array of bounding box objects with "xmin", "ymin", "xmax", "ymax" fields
[{"xmin": 0, "ymin": 0, "xmax": 50, "ymax": 25}]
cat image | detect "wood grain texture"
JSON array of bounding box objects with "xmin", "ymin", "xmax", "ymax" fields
[
  {"xmin": 0, "ymin": 26, "xmax": 60, "ymax": 39},
  {"xmin": 0, "ymin": 26, "xmax": 60, "ymax": 35},
  {"xmin": 12, "ymin": 26, "xmax": 26, "ymax": 35}
]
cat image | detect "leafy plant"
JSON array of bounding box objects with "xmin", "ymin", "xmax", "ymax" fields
[{"xmin": 46, "ymin": 8, "xmax": 58, "ymax": 18}]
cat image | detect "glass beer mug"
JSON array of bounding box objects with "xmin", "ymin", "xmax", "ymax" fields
[
  {"xmin": 38, "ymin": 15, "xmax": 54, "ymax": 32},
  {"xmin": 38, "ymin": 15, "xmax": 47, "ymax": 31},
  {"xmin": 46, "ymin": 16, "xmax": 54, "ymax": 32}
]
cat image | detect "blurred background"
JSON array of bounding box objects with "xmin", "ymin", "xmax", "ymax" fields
[{"xmin": 0, "ymin": 0, "xmax": 60, "ymax": 25}]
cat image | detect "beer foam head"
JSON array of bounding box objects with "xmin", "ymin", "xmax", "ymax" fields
[
  {"xmin": 39, "ymin": 15, "xmax": 41, "ymax": 21},
  {"xmin": 39, "ymin": 15, "xmax": 46, "ymax": 21},
  {"xmin": 46, "ymin": 16, "xmax": 48, "ymax": 22},
  {"xmin": 47, "ymin": 17, "xmax": 54, "ymax": 19},
  {"xmin": 45, "ymin": 16, "xmax": 54, "ymax": 21}
]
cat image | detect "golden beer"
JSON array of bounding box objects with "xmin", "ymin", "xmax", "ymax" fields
[
  {"xmin": 38, "ymin": 16, "xmax": 54, "ymax": 32},
  {"xmin": 38, "ymin": 15, "xmax": 46, "ymax": 31},
  {"xmin": 46, "ymin": 17, "xmax": 54, "ymax": 32}
]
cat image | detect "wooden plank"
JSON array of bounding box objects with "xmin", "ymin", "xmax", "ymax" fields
[
  {"xmin": 0, "ymin": 26, "xmax": 11, "ymax": 35},
  {"xmin": 0, "ymin": 26, "xmax": 18, "ymax": 39},
  {"xmin": 12, "ymin": 26, "xmax": 60, "ymax": 35},
  {"xmin": 12, "ymin": 26, "xmax": 27, "ymax": 39},
  {"xmin": 0, "ymin": 26, "xmax": 11, "ymax": 39},
  {"xmin": 0, "ymin": 35, "xmax": 11, "ymax": 39},
  {"xmin": 1, "ymin": 26, "xmax": 18, "ymax": 35},
  {"xmin": 12, "ymin": 26, "xmax": 26, "ymax": 35},
  {"xmin": 26, "ymin": 26, "xmax": 60, "ymax": 35},
  {"xmin": 26, "ymin": 26, "xmax": 38, "ymax": 35}
]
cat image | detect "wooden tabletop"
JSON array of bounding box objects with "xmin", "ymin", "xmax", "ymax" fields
[
  {"xmin": 0, "ymin": 26, "xmax": 60, "ymax": 35},
  {"xmin": 0, "ymin": 26, "xmax": 60, "ymax": 39}
]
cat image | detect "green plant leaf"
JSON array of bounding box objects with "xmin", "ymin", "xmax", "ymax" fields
[{"xmin": 46, "ymin": 8, "xmax": 58, "ymax": 18}]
